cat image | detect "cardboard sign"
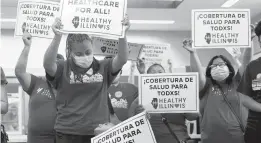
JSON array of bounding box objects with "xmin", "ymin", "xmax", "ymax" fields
[
  {"xmin": 192, "ymin": 9, "xmax": 251, "ymax": 48},
  {"xmin": 93, "ymin": 37, "xmax": 144, "ymax": 61},
  {"xmin": 138, "ymin": 44, "xmax": 172, "ymax": 72},
  {"xmin": 15, "ymin": 0, "xmax": 60, "ymax": 39},
  {"xmin": 59, "ymin": 0, "xmax": 127, "ymax": 38},
  {"xmin": 139, "ymin": 73, "xmax": 199, "ymax": 113},
  {"xmin": 91, "ymin": 112, "xmax": 157, "ymax": 143}
]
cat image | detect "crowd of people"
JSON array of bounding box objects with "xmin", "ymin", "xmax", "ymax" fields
[{"xmin": 1, "ymin": 12, "xmax": 261, "ymax": 143}]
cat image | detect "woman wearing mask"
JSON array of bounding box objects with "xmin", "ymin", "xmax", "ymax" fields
[
  {"xmin": 15, "ymin": 31, "xmax": 64, "ymax": 143},
  {"xmin": 183, "ymin": 29, "xmax": 261, "ymax": 143},
  {"xmin": 129, "ymin": 61, "xmax": 198, "ymax": 143},
  {"xmin": 43, "ymin": 15, "xmax": 130, "ymax": 143}
]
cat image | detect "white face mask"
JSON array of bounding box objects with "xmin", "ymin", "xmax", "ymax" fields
[
  {"xmin": 211, "ymin": 66, "xmax": 230, "ymax": 82},
  {"xmin": 72, "ymin": 54, "xmax": 93, "ymax": 68}
]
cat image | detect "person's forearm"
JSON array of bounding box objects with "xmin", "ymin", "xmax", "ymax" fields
[
  {"xmin": 242, "ymin": 95, "xmax": 261, "ymax": 112},
  {"xmin": 128, "ymin": 69, "xmax": 135, "ymax": 84},
  {"xmin": 112, "ymin": 37, "xmax": 129, "ymax": 73},
  {"xmin": 15, "ymin": 46, "xmax": 30, "ymax": 75},
  {"xmin": 190, "ymin": 52, "xmax": 206, "ymax": 90},
  {"xmin": 117, "ymin": 37, "xmax": 129, "ymax": 64},
  {"xmin": 43, "ymin": 35, "xmax": 61, "ymax": 74}
]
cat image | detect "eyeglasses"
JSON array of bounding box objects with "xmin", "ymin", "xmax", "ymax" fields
[{"xmin": 210, "ymin": 62, "xmax": 227, "ymax": 69}]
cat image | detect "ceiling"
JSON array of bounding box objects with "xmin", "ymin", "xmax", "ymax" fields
[{"xmin": 1, "ymin": 0, "xmax": 261, "ymax": 31}]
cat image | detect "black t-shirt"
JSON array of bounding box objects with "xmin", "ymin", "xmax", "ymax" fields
[
  {"xmin": 237, "ymin": 57, "xmax": 261, "ymax": 102},
  {"xmin": 237, "ymin": 57, "xmax": 261, "ymax": 117}
]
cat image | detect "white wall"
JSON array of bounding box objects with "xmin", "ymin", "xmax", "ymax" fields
[{"xmin": 0, "ymin": 30, "xmax": 191, "ymax": 76}]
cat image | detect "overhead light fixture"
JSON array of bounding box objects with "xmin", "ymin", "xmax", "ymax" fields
[
  {"xmin": 221, "ymin": 0, "xmax": 240, "ymax": 8},
  {"xmin": 0, "ymin": 18, "xmax": 16, "ymax": 22},
  {"xmin": 130, "ymin": 20, "xmax": 175, "ymax": 24}
]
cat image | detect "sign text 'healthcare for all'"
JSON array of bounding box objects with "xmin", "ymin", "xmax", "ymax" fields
[
  {"xmin": 60, "ymin": 0, "xmax": 127, "ymax": 38},
  {"xmin": 15, "ymin": 0, "xmax": 60, "ymax": 39},
  {"xmin": 192, "ymin": 9, "xmax": 251, "ymax": 48},
  {"xmin": 93, "ymin": 37, "xmax": 143, "ymax": 60},
  {"xmin": 139, "ymin": 73, "xmax": 199, "ymax": 113},
  {"xmin": 91, "ymin": 112, "xmax": 157, "ymax": 143}
]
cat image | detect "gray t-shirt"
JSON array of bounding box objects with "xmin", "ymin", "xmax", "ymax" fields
[
  {"xmin": 200, "ymin": 77, "xmax": 244, "ymax": 143},
  {"xmin": 47, "ymin": 58, "xmax": 118, "ymax": 135},
  {"xmin": 25, "ymin": 75, "xmax": 56, "ymax": 143}
]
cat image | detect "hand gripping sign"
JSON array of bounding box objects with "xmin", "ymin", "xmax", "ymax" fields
[
  {"xmin": 91, "ymin": 112, "xmax": 157, "ymax": 143},
  {"xmin": 139, "ymin": 73, "xmax": 199, "ymax": 113}
]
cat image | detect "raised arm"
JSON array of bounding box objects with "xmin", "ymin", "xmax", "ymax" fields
[
  {"xmin": 15, "ymin": 32, "xmax": 32, "ymax": 91},
  {"xmin": 111, "ymin": 15, "xmax": 130, "ymax": 73},
  {"xmin": 238, "ymin": 25, "xmax": 255, "ymax": 76},
  {"xmin": 43, "ymin": 18, "xmax": 63, "ymax": 77},
  {"xmin": 183, "ymin": 39, "xmax": 206, "ymax": 91},
  {"xmin": 128, "ymin": 61, "xmax": 136, "ymax": 84},
  {"xmin": 1, "ymin": 67, "xmax": 8, "ymax": 114}
]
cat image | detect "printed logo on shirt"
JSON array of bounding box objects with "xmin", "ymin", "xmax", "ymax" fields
[
  {"xmin": 69, "ymin": 68, "xmax": 103, "ymax": 84},
  {"xmin": 36, "ymin": 87, "xmax": 53, "ymax": 99},
  {"xmin": 252, "ymin": 73, "xmax": 261, "ymax": 91},
  {"xmin": 111, "ymin": 98, "xmax": 128, "ymax": 109},
  {"xmin": 115, "ymin": 91, "xmax": 122, "ymax": 98}
]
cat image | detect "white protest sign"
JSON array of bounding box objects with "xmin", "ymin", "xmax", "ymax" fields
[
  {"xmin": 93, "ymin": 37, "xmax": 144, "ymax": 61},
  {"xmin": 91, "ymin": 112, "xmax": 157, "ymax": 143},
  {"xmin": 139, "ymin": 73, "xmax": 199, "ymax": 113},
  {"xmin": 138, "ymin": 44, "xmax": 172, "ymax": 72},
  {"xmin": 15, "ymin": 0, "xmax": 60, "ymax": 39},
  {"xmin": 192, "ymin": 9, "xmax": 251, "ymax": 48},
  {"xmin": 59, "ymin": 0, "xmax": 127, "ymax": 38}
]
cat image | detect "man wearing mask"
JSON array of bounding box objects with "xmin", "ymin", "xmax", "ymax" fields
[
  {"xmin": 15, "ymin": 31, "xmax": 64, "ymax": 143},
  {"xmin": 237, "ymin": 20, "xmax": 261, "ymax": 143}
]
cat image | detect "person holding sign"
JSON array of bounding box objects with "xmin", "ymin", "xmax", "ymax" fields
[
  {"xmin": 183, "ymin": 32, "xmax": 258, "ymax": 143},
  {"xmin": 43, "ymin": 15, "xmax": 130, "ymax": 143},
  {"xmin": 237, "ymin": 21, "xmax": 261, "ymax": 143},
  {"xmin": 15, "ymin": 31, "xmax": 64, "ymax": 143},
  {"xmin": 129, "ymin": 61, "xmax": 198, "ymax": 143}
]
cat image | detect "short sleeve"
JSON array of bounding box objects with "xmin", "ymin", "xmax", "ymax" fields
[
  {"xmin": 1, "ymin": 67, "xmax": 8, "ymax": 85},
  {"xmin": 237, "ymin": 63, "xmax": 252, "ymax": 97},
  {"xmin": 105, "ymin": 58, "xmax": 122, "ymax": 86},
  {"xmin": 46, "ymin": 60, "xmax": 64, "ymax": 89},
  {"xmin": 25, "ymin": 74, "xmax": 38, "ymax": 95}
]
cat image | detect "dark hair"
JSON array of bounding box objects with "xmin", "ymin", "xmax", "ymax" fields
[
  {"xmin": 255, "ymin": 21, "xmax": 261, "ymax": 40},
  {"xmin": 147, "ymin": 63, "xmax": 165, "ymax": 74},
  {"xmin": 66, "ymin": 34, "xmax": 92, "ymax": 59},
  {"xmin": 65, "ymin": 34, "xmax": 99, "ymax": 78},
  {"xmin": 206, "ymin": 55, "xmax": 235, "ymax": 85}
]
